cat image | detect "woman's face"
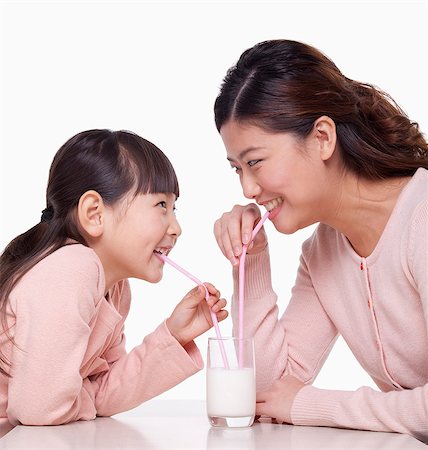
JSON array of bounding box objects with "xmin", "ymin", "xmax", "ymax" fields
[{"xmin": 220, "ymin": 120, "xmax": 338, "ymax": 234}]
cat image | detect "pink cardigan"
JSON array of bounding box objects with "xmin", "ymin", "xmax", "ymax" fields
[
  {"xmin": 232, "ymin": 168, "xmax": 428, "ymax": 439},
  {"xmin": 0, "ymin": 244, "xmax": 203, "ymax": 425}
]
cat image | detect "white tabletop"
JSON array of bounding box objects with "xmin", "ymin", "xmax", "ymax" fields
[{"xmin": 0, "ymin": 399, "xmax": 426, "ymax": 449}]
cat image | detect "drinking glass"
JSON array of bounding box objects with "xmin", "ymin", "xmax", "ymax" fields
[{"xmin": 206, "ymin": 337, "xmax": 256, "ymax": 428}]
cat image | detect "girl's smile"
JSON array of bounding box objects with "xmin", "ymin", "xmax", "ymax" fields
[{"xmin": 86, "ymin": 192, "xmax": 181, "ymax": 291}]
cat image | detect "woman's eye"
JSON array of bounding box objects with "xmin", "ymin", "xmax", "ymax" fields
[
  {"xmin": 231, "ymin": 165, "xmax": 242, "ymax": 174},
  {"xmin": 247, "ymin": 159, "xmax": 261, "ymax": 167}
]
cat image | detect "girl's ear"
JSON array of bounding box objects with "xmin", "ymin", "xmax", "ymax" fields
[
  {"xmin": 77, "ymin": 190, "xmax": 105, "ymax": 238},
  {"xmin": 312, "ymin": 115, "xmax": 337, "ymax": 162}
]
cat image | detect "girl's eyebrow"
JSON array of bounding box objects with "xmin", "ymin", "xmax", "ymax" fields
[{"xmin": 226, "ymin": 146, "xmax": 264, "ymax": 162}]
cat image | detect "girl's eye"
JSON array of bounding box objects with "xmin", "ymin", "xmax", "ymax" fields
[
  {"xmin": 157, "ymin": 201, "xmax": 167, "ymax": 208},
  {"xmin": 231, "ymin": 165, "xmax": 242, "ymax": 174},
  {"xmin": 247, "ymin": 159, "xmax": 261, "ymax": 167}
]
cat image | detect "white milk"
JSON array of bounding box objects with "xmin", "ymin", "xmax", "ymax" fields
[{"xmin": 207, "ymin": 367, "xmax": 256, "ymax": 417}]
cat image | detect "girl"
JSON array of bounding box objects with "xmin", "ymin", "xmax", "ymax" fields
[
  {"xmin": 0, "ymin": 129, "xmax": 227, "ymax": 426},
  {"xmin": 213, "ymin": 39, "xmax": 428, "ymax": 440}
]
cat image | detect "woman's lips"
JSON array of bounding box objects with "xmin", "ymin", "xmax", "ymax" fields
[{"xmin": 268, "ymin": 203, "xmax": 282, "ymax": 220}]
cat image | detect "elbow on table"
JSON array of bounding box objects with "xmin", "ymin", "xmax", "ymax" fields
[{"xmin": 7, "ymin": 401, "xmax": 96, "ymax": 426}]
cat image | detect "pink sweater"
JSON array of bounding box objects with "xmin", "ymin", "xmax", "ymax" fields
[
  {"xmin": 233, "ymin": 167, "xmax": 428, "ymax": 439},
  {"xmin": 0, "ymin": 244, "xmax": 203, "ymax": 425}
]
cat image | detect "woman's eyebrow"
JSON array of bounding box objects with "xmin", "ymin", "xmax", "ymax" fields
[{"xmin": 226, "ymin": 147, "xmax": 264, "ymax": 162}]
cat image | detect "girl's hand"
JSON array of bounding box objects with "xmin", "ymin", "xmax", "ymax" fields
[
  {"xmin": 256, "ymin": 375, "xmax": 305, "ymax": 424},
  {"xmin": 213, "ymin": 203, "xmax": 268, "ymax": 266},
  {"xmin": 166, "ymin": 283, "xmax": 228, "ymax": 346}
]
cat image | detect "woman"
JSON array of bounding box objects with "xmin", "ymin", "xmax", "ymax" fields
[{"xmin": 213, "ymin": 39, "xmax": 428, "ymax": 440}]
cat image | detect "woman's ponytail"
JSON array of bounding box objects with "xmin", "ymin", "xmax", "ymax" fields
[{"xmin": 214, "ymin": 39, "xmax": 428, "ymax": 180}]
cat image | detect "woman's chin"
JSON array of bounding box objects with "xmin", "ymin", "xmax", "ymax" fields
[{"xmin": 273, "ymin": 218, "xmax": 300, "ymax": 235}]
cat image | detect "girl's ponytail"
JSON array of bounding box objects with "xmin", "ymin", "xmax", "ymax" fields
[{"xmin": 0, "ymin": 221, "xmax": 57, "ymax": 376}]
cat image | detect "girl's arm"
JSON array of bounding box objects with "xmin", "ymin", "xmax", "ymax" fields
[
  {"xmin": 7, "ymin": 247, "xmax": 204, "ymax": 425},
  {"xmin": 92, "ymin": 281, "xmax": 229, "ymax": 417},
  {"xmin": 91, "ymin": 282, "xmax": 204, "ymax": 417}
]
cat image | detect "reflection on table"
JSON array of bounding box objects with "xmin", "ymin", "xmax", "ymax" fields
[{"xmin": 0, "ymin": 400, "xmax": 426, "ymax": 449}]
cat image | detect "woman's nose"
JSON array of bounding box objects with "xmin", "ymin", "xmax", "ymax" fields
[{"xmin": 242, "ymin": 173, "xmax": 262, "ymax": 200}]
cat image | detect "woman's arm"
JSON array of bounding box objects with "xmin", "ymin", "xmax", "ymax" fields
[
  {"xmin": 257, "ymin": 198, "xmax": 428, "ymax": 441},
  {"xmin": 232, "ymin": 241, "xmax": 338, "ymax": 392}
]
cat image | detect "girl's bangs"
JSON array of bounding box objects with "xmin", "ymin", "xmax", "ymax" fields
[{"xmin": 118, "ymin": 132, "xmax": 180, "ymax": 198}]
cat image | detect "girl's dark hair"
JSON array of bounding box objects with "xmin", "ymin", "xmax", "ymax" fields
[
  {"xmin": 214, "ymin": 39, "xmax": 428, "ymax": 179},
  {"xmin": 0, "ymin": 129, "xmax": 179, "ymax": 376}
]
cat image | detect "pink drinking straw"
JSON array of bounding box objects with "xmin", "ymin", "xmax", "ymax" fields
[
  {"xmin": 155, "ymin": 252, "xmax": 230, "ymax": 369},
  {"xmin": 238, "ymin": 210, "xmax": 271, "ymax": 367}
]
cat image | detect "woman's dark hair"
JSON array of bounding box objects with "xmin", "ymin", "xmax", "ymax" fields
[
  {"xmin": 214, "ymin": 39, "xmax": 428, "ymax": 179},
  {"xmin": 0, "ymin": 129, "xmax": 179, "ymax": 376}
]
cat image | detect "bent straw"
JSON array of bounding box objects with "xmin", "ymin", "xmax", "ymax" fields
[
  {"xmin": 155, "ymin": 252, "xmax": 230, "ymax": 369},
  {"xmin": 238, "ymin": 210, "xmax": 271, "ymax": 367}
]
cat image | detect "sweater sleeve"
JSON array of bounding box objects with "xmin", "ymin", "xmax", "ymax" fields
[
  {"xmin": 92, "ymin": 282, "xmax": 203, "ymax": 416},
  {"xmin": 7, "ymin": 250, "xmax": 102, "ymax": 426},
  {"xmin": 291, "ymin": 199, "xmax": 428, "ymax": 441},
  {"xmin": 232, "ymin": 244, "xmax": 338, "ymax": 391},
  {"xmin": 7, "ymin": 252, "xmax": 204, "ymax": 425}
]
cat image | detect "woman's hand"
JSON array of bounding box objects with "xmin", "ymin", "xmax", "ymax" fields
[
  {"xmin": 166, "ymin": 283, "xmax": 228, "ymax": 346},
  {"xmin": 256, "ymin": 375, "xmax": 305, "ymax": 424},
  {"xmin": 213, "ymin": 203, "xmax": 268, "ymax": 265}
]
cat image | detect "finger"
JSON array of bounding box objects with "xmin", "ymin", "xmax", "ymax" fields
[
  {"xmin": 206, "ymin": 295, "xmax": 219, "ymax": 308},
  {"xmin": 203, "ymin": 282, "xmax": 220, "ymax": 298},
  {"xmin": 184, "ymin": 285, "xmax": 206, "ymax": 306},
  {"xmin": 255, "ymin": 401, "xmax": 269, "ymax": 417},
  {"xmin": 215, "ymin": 310, "xmax": 228, "ymax": 322},
  {"xmin": 210, "ymin": 298, "xmax": 227, "ymax": 312},
  {"xmin": 241, "ymin": 204, "xmax": 261, "ymax": 245},
  {"xmin": 256, "ymin": 390, "xmax": 269, "ymax": 402},
  {"xmin": 213, "ymin": 219, "xmax": 227, "ymax": 258},
  {"xmin": 227, "ymin": 213, "xmax": 244, "ymax": 258},
  {"xmin": 220, "ymin": 221, "xmax": 239, "ymax": 266}
]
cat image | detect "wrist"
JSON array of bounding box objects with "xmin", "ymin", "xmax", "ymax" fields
[{"xmin": 166, "ymin": 318, "xmax": 181, "ymax": 344}]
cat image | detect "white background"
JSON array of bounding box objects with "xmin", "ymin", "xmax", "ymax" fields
[{"xmin": 1, "ymin": 1, "xmax": 427, "ymax": 401}]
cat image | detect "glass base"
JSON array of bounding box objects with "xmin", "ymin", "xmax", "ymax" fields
[{"xmin": 208, "ymin": 414, "xmax": 254, "ymax": 428}]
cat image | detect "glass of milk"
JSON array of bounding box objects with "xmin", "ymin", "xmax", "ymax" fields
[{"xmin": 206, "ymin": 337, "xmax": 256, "ymax": 428}]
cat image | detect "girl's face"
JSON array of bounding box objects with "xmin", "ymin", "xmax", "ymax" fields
[
  {"xmin": 220, "ymin": 120, "xmax": 339, "ymax": 234},
  {"xmin": 102, "ymin": 192, "xmax": 181, "ymax": 284}
]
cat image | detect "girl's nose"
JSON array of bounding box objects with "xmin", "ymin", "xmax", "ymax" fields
[{"xmin": 168, "ymin": 214, "xmax": 182, "ymax": 238}]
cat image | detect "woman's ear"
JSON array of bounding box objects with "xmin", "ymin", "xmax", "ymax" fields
[
  {"xmin": 312, "ymin": 115, "xmax": 337, "ymax": 162},
  {"xmin": 77, "ymin": 190, "xmax": 105, "ymax": 238}
]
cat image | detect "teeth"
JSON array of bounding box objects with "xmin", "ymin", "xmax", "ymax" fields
[
  {"xmin": 264, "ymin": 197, "xmax": 283, "ymax": 212},
  {"xmin": 154, "ymin": 248, "xmax": 170, "ymax": 255}
]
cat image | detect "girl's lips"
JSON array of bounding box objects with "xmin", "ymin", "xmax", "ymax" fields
[
  {"xmin": 268, "ymin": 203, "xmax": 282, "ymax": 221},
  {"xmin": 153, "ymin": 251, "xmax": 166, "ymax": 263}
]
